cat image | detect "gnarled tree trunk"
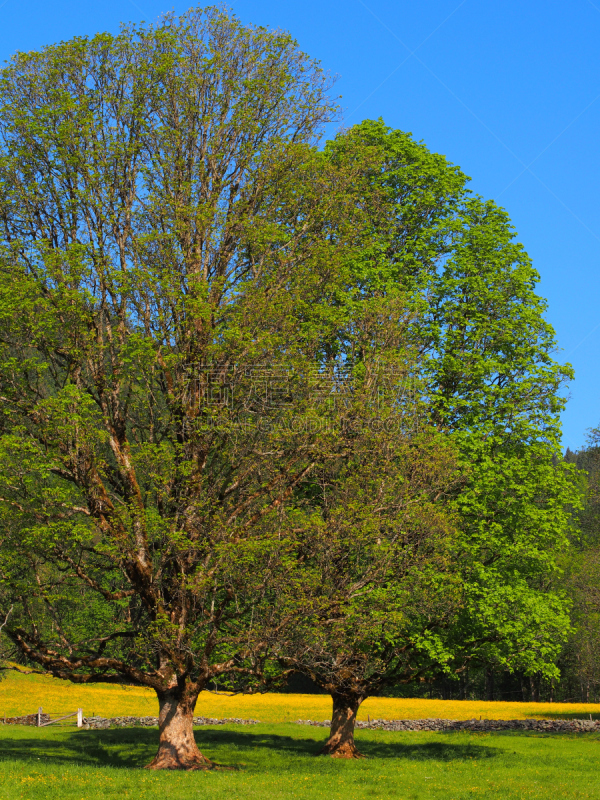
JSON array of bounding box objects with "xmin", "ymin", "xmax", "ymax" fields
[
  {"xmin": 146, "ymin": 685, "xmax": 212, "ymax": 770},
  {"xmin": 319, "ymin": 691, "xmax": 365, "ymax": 758}
]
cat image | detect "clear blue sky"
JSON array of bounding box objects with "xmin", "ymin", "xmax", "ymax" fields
[{"xmin": 1, "ymin": 0, "xmax": 598, "ymax": 452}]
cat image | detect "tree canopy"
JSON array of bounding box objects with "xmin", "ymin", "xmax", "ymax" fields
[
  {"xmin": 323, "ymin": 120, "xmax": 577, "ymax": 683},
  {"xmin": 0, "ymin": 6, "xmax": 370, "ymax": 769},
  {"xmin": 0, "ymin": 6, "xmax": 582, "ymax": 770}
]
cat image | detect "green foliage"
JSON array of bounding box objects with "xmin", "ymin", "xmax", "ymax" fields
[
  {"xmin": 0, "ymin": 5, "xmax": 581, "ymax": 734},
  {"xmin": 277, "ymin": 416, "xmax": 463, "ymax": 697},
  {"xmin": 555, "ymin": 437, "xmax": 600, "ymax": 701},
  {"xmin": 0, "ymin": 6, "xmax": 368, "ymax": 701},
  {"xmin": 322, "ymin": 119, "xmax": 579, "ymax": 682}
]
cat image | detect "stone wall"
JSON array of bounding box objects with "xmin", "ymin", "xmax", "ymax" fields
[
  {"xmin": 81, "ymin": 715, "xmax": 260, "ymax": 729},
  {"xmin": 2, "ymin": 713, "xmax": 51, "ymax": 726},
  {"xmin": 4, "ymin": 713, "xmax": 599, "ymax": 733},
  {"xmin": 296, "ymin": 717, "xmax": 600, "ymax": 733}
]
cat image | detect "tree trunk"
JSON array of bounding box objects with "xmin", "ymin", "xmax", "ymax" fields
[
  {"xmin": 459, "ymin": 670, "xmax": 468, "ymax": 700},
  {"xmin": 520, "ymin": 674, "xmax": 529, "ymax": 702},
  {"xmin": 441, "ymin": 677, "xmax": 450, "ymax": 700},
  {"xmin": 146, "ymin": 686, "xmax": 212, "ymax": 770},
  {"xmin": 485, "ymin": 669, "xmax": 494, "ymax": 702},
  {"xmin": 319, "ymin": 692, "xmax": 364, "ymax": 759}
]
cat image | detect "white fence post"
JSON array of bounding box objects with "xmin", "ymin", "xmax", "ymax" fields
[
  {"xmin": 37, "ymin": 707, "xmax": 42, "ymax": 727},
  {"xmin": 77, "ymin": 708, "xmax": 83, "ymax": 728}
]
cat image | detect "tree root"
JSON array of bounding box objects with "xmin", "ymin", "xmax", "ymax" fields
[{"xmin": 318, "ymin": 741, "xmax": 365, "ymax": 759}]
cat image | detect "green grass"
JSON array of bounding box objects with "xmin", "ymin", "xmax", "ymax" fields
[{"xmin": 1, "ymin": 724, "xmax": 600, "ymax": 799}]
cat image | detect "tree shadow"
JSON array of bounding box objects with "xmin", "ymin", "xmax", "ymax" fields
[
  {"xmin": 0, "ymin": 728, "xmax": 158, "ymax": 769},
  {"xmin": 0, "ymin": 727, "xmax": 502, "ymax": 769},
  {"xmin": 356, "ymin": 736, "xmax": 500, "ymax": 761},
  {"xmin": 195, "ymin": 729, "xmax": 502, "ymax": 761}
]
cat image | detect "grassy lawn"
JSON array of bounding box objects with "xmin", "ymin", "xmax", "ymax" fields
[
  {"xmin": 3, "ymin": 673, "xmax": 600, "ymax": 798},
  {"xmin": 1, "ymin": 723, "xmax": 600, "ymax": 799},
  {"xmin": 3, "ymin": 670, "xmax": 600, "ymax": 722}
]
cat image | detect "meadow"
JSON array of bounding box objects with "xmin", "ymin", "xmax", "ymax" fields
[
  {"xmin": 2, "ymin": 669, "xmax": 600, "ymax": 722},
  {"xmin": 1, "ymin": 723, "xmax": 600, "ymax": 799},
  {"xmin": 2, "ymin": 671, "xmax": 600, "ymax": 799}
]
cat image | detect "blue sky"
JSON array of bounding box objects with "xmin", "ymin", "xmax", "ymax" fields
[{"xmin": 1, "ymin": 0, "xmax": 599, "ymax": 452}]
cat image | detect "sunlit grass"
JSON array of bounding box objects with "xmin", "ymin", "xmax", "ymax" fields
[
  {"xmin": 1, "ymin": 670, "xmax": 599, "ymax": 722},
  {"xmin": 1, "ymin": 723, "xmax": 600, "ymax": 799}
]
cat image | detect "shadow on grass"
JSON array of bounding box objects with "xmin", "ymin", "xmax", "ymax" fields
[
  {"xmin": 356, "ymin": 736, "xmax": 500, "ymax": 761},
  {"xmin": 0, "ymin": 727, "xmax": 503, "ymax": 769}
]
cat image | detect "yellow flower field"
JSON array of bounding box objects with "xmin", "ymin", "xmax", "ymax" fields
[{"xmin": 1, "ymin": 669, "xmax": 599, "ymax": 722}]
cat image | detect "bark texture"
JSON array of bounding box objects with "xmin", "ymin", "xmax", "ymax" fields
[
  {"xmin": 319, "ymin": 691, "xmax": 365, "ymax": 758},
  {"xmin": 146, "ymin": 687, "xmax": 212, "ymax": 770}
]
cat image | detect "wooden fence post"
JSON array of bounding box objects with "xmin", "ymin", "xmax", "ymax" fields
[
  {"xmin": 37, "ymin": 707, "xmax": 42, "ymax": 727},
  {"xmin": 77, "ymin": 709, "xmax": 82, "ymax": 728}
]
